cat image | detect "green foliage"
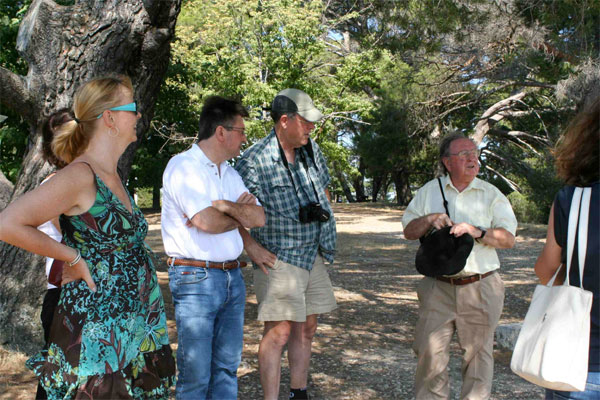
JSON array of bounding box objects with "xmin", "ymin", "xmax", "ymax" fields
[
  {"xmin": 1, "ymin": 0, "xmax": 596, "ymax": 212},
  {"xmin": 353, "ymin": 56, "xmax": 446, "ymax": 201},
  {"xmin": 170, "ymin": 0, "xmax": 332, "ymax": 129},
  {"xmin": 0, "ymin": 0, "xmax": 30, "ymax": 183},
  {"xmin": 483, "ymin": 143, "xmax": 562, "ymax": 223},
  {"xmin": 129, "ymin": 64, "xmax": 201, "ymax": 197},
  {"xmin": 142, "ymin": 0, "xmax": 383, "ymax": 196},
  {"xmin": 515, "ymin": 0, "xmax": 600, "ymax": 57},
  {"xmin": 0, "ymin": 0, "xmax": 29, "ymax": 74},
  {"xmin": 133, "ymin": 186, "xmax": 154, "ymax": 209},
  {"xmin": 0, "ymin": 123, "xmax": 27, "ymax": 182},
  {"xmin": 507, "ymin": 191, "xmax": 546, "ymax": 224},
  {"xmin": 508, "ymin": 155, "xmax": 562, "ymax": 223},
  {"xmin": 329, "ymin": 0, "xmax": 490, "ymax": 54}
]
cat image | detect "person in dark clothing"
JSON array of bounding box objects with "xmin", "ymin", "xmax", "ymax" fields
[
  {"xmin": 35, "ymin": 109, "xmax": 70, "ymax": 399},
  {"xmin": 535, "ymin": 96, "xmax": 599, "ymax": 399}
]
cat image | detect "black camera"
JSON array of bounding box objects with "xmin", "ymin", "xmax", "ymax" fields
[{"xmin": 299, "ymin": 202, "xmax": 330, "ymax": 223}]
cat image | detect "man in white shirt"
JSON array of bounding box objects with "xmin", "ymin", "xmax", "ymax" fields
[
  {"xmin": 161, "ymin": 96, "xmax": 265, "ymax": 400},
  {"xmin": 402, "ymin": 133, "xmax": 517, "ymax": 399}
]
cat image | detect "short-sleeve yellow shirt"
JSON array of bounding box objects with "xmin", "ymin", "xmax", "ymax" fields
[{"xmin": 402, "ymin": 175, "xmax": 518, "ymax": 276}]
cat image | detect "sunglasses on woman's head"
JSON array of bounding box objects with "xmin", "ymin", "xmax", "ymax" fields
[{"xmin": 97, "ymin": 102, "xmax": 137, "ymax": 119}]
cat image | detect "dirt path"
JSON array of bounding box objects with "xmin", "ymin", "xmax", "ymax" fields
[{"xmin": 0, "ymin": 203, "xmax": 546, "ymax": 399}]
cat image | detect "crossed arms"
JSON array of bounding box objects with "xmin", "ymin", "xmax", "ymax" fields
[{"xmin": 189, "ymin": 192, "xmax": 265, "ymax": 234}]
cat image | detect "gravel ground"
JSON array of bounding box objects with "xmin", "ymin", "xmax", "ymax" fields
[{"xmin": 0, "ymin": 203, "xmax": 547, "ymax": 399}]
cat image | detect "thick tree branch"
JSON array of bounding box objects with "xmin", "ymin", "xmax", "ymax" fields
[
  {"xmin": 0, "ymin": 169, "xmax": 14, "ymax": 210},
  {"xmin": 0, "ymin": 67, "xmax": 31, "ymax": 122},
  {"xmin": 325, "ymin": 110, "xmax": 371, "ymax": 123},
  {"xmin": 487, "ymin": 128, "xmax": 548, "ymax": 155},
  {"xmin": 488, "ymin": 128, "xmax": 550, "ymax": 146},
  {"xmin": 483, "ymin": 164, "xmax": 521, "ymax": 192},
  {"xmin": 471, "ymin": 91, "xmax": 527, "ymax": 144}
]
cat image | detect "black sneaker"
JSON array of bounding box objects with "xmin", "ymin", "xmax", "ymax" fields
[{"xmin": 289, "ymin": 388, "xmax": 309, "ymax": 399}]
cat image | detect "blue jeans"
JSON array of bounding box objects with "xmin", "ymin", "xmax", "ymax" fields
[
  {"xmin": 169, "ymin": 265, "xmax": 246, "ymax": 400},
  {"xmin": 545, "ymin": 372, "xmax": 600, "ymax": 400}
]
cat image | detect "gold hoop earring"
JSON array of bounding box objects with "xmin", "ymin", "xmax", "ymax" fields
[{"xmin": 107, "ymin": 127, "xmax": 120, "ymax": 138}]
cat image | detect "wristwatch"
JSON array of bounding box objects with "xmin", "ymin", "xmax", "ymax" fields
[{"xmin": 476, "ymin": 227, "xmax": 487, "ymax": 242}]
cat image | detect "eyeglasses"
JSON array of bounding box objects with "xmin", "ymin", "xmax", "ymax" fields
[
  {"xmin": 448, "ymin": 149, "xmax": 480, "ymax": 159},
  {"xmin": 223, "ymin": 126, "xmax": 246, "ymax": 135},
  {"xmin": 96, "ymin": 102, "xmax": 137, "ymax": 119}
]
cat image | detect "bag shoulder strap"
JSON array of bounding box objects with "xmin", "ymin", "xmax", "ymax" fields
[
  {"xmin": 437, "ymin": 177, "xmax": 450, "ymax": 217},
  {"xmin": 578, "ymin": 188, "xmax": 591, "ymax": 285},
  {"xmin": 565, "ymin": 187, "xmax": 591, "ymax": 288}
]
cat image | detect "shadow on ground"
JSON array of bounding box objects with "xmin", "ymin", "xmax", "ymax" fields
[{"xmin": 0, "ymin": 203, "xmax": 545, "ymax": 399}]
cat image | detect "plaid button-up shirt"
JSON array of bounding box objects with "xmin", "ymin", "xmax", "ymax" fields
[{"xmin": 235, "ymin": 130, "xmax": 336, "ymax": 270}]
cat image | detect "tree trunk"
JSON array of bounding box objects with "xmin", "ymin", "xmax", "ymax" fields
[
  {"xmin": 352, "ymin": 159, "xmax": 368, "ymax": 202},
  {"xmin": 0, "ymin": 169, "xmax": 13, "ymax": 209},
  {"xmin": 333, "ymin": 162, "xmax": 355, "ymax": 203},
  {"xmin": 339, "ymin": 175, "xmax": 355, "ymax": 203},
  {"xmin": 471, "ymin": 92, "xmax": 527, "ymax": 145},
  {"xmin": 392, "ymin": 170, "xmax": 412, "ymax": 206},
  {"xmin": 380, "ymin": 177, "xmax": 391, "ymax": 202},
  {"xmin": 152, "ymin": 182, "xmax": 161, "ymax": 210},
  {"xmin": 371, "ymin": 173, "xmax": 385, "ymax": 203},
  {"xmin": 352, "ymin": 176, "xmax": 367, "ymax": 202},
  {"xmin": 0, "ymin": 0, "xmax": 182, "ymax": 347}
]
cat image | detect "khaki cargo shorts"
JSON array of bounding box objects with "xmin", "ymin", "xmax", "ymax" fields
[{"xmin": 253, "ymin": 255, "xmax": 337, "ymax": 322}]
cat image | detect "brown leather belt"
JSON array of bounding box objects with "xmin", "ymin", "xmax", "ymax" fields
[
  {"xmin": 435, "ymin": 270, "xmax": 496, "ymax": 286},
  {"xmin": 167, "ymin": 257, "xmax": 247, "ymax": 270}
]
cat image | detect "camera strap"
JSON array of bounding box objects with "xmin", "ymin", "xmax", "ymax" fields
[
  {"xmin": 421, "ymin": 178, "xmax": 451, "ymax": 241},
  {"xmin": 275, "ymin": 134, "xmax": 321, "ymax": 204},
  {"xmin": 437, "ymin": 177, "xmax": 450, "ymax": 217}
]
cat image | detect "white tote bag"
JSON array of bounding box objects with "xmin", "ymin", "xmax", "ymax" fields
[{"xmin": 510, "ymin": 187, "xmax": 593, "ymax": 391}]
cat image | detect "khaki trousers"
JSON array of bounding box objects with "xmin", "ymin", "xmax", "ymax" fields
[{"xmin": 413, "ymin": 272, "xmax": 504, "ymax": 400}]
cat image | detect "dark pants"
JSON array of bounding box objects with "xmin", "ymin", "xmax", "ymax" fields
[{"xmin": 35, "ymin": 288, "xmax": 61, "ymax": 400}]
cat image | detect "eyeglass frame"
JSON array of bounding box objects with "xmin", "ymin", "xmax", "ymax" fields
[
  {"xmin": 222, "ymin": 126, "xmax": 246, "ymax": 134},
  {"xmin": 96, "ymin": 102, "xmax": 137, "ymax": 119},
  {"xmin": 446, "ymin": 148, "xmax": 480, "ymax": 159}
]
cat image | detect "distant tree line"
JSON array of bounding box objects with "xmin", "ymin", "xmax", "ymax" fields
[{"xmin": 3, "ymin": 1, "xmax": 598, "ymax": 218}]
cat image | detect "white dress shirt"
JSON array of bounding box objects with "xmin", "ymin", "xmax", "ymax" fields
[
  {"xmin": 38, "ymin": 176, "xmax": 63, "ymax": 289},
  {"xmin": 161, "ymin": 144, "xmax": 252, "ymax": 261}
]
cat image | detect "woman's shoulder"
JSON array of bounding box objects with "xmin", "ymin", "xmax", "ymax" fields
[
  {"xmin": 556, "ymin": 182, "xmax": 600, "ymax": 203},
  {"xmin": 556, "ymin": 185, "xmax": 574, "ymax": 201},
  {"xmin": 49, "ymin": 161, "xmax": 97, "ymax": 191},
  {"xmin": 554, "ymin": 182, "xmax": 600, "ymax": 224}
]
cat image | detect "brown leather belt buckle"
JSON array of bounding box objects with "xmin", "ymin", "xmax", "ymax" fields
[
  {"xmin": 167, "ymin": 257, "xmax": 247, "ymax": 270},
  {"xmin": 436, "ymin": 270, "xmax": 495, "ymax": 286},
  {"xmin": 221, "ymin": 260, "xmax": 239, "ymax": 271}
]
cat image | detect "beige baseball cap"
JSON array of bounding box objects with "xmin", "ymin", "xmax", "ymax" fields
[{"xmin": 271, "ymin": 88, "xmax": 324, "ymax": 122}]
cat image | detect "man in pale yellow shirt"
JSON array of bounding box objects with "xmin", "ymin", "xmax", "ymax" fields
[{"xmin": 402, "ymin": 133, "xmax": 517, "ymax": 399}]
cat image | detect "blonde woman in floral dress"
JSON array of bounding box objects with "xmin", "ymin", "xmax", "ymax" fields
[{"xmin": 0, "ymin": 75, "xmax": 175, "ymax": 399}]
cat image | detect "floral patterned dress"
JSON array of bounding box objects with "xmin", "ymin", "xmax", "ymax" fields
[{"xmin": 27, "ymin": 170, "xmax": 175, "ymax": 399}]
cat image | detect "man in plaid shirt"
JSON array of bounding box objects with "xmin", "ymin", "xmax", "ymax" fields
[{"xmin": 236, "ymin": 89, "xmax": 337, "ymax": 400}]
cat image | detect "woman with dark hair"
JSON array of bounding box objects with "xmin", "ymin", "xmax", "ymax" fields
[
  {"xmin": 41, "ymin": 109, "xmax": 70, "ymax": 170},
  {"xmin": 535, "ymin": 97, "xmax": 600, "ymax": 399},
  {"xmin": 35, "ymin": 108, "xmax": 71, "ymax": 399},
  {"xmin": 0, "ymin": 76, "xmax": 175, "ymax": 398},
  {"xmin": 38, "ymin": 108, "xmax": 72, "ymax": 328}
]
